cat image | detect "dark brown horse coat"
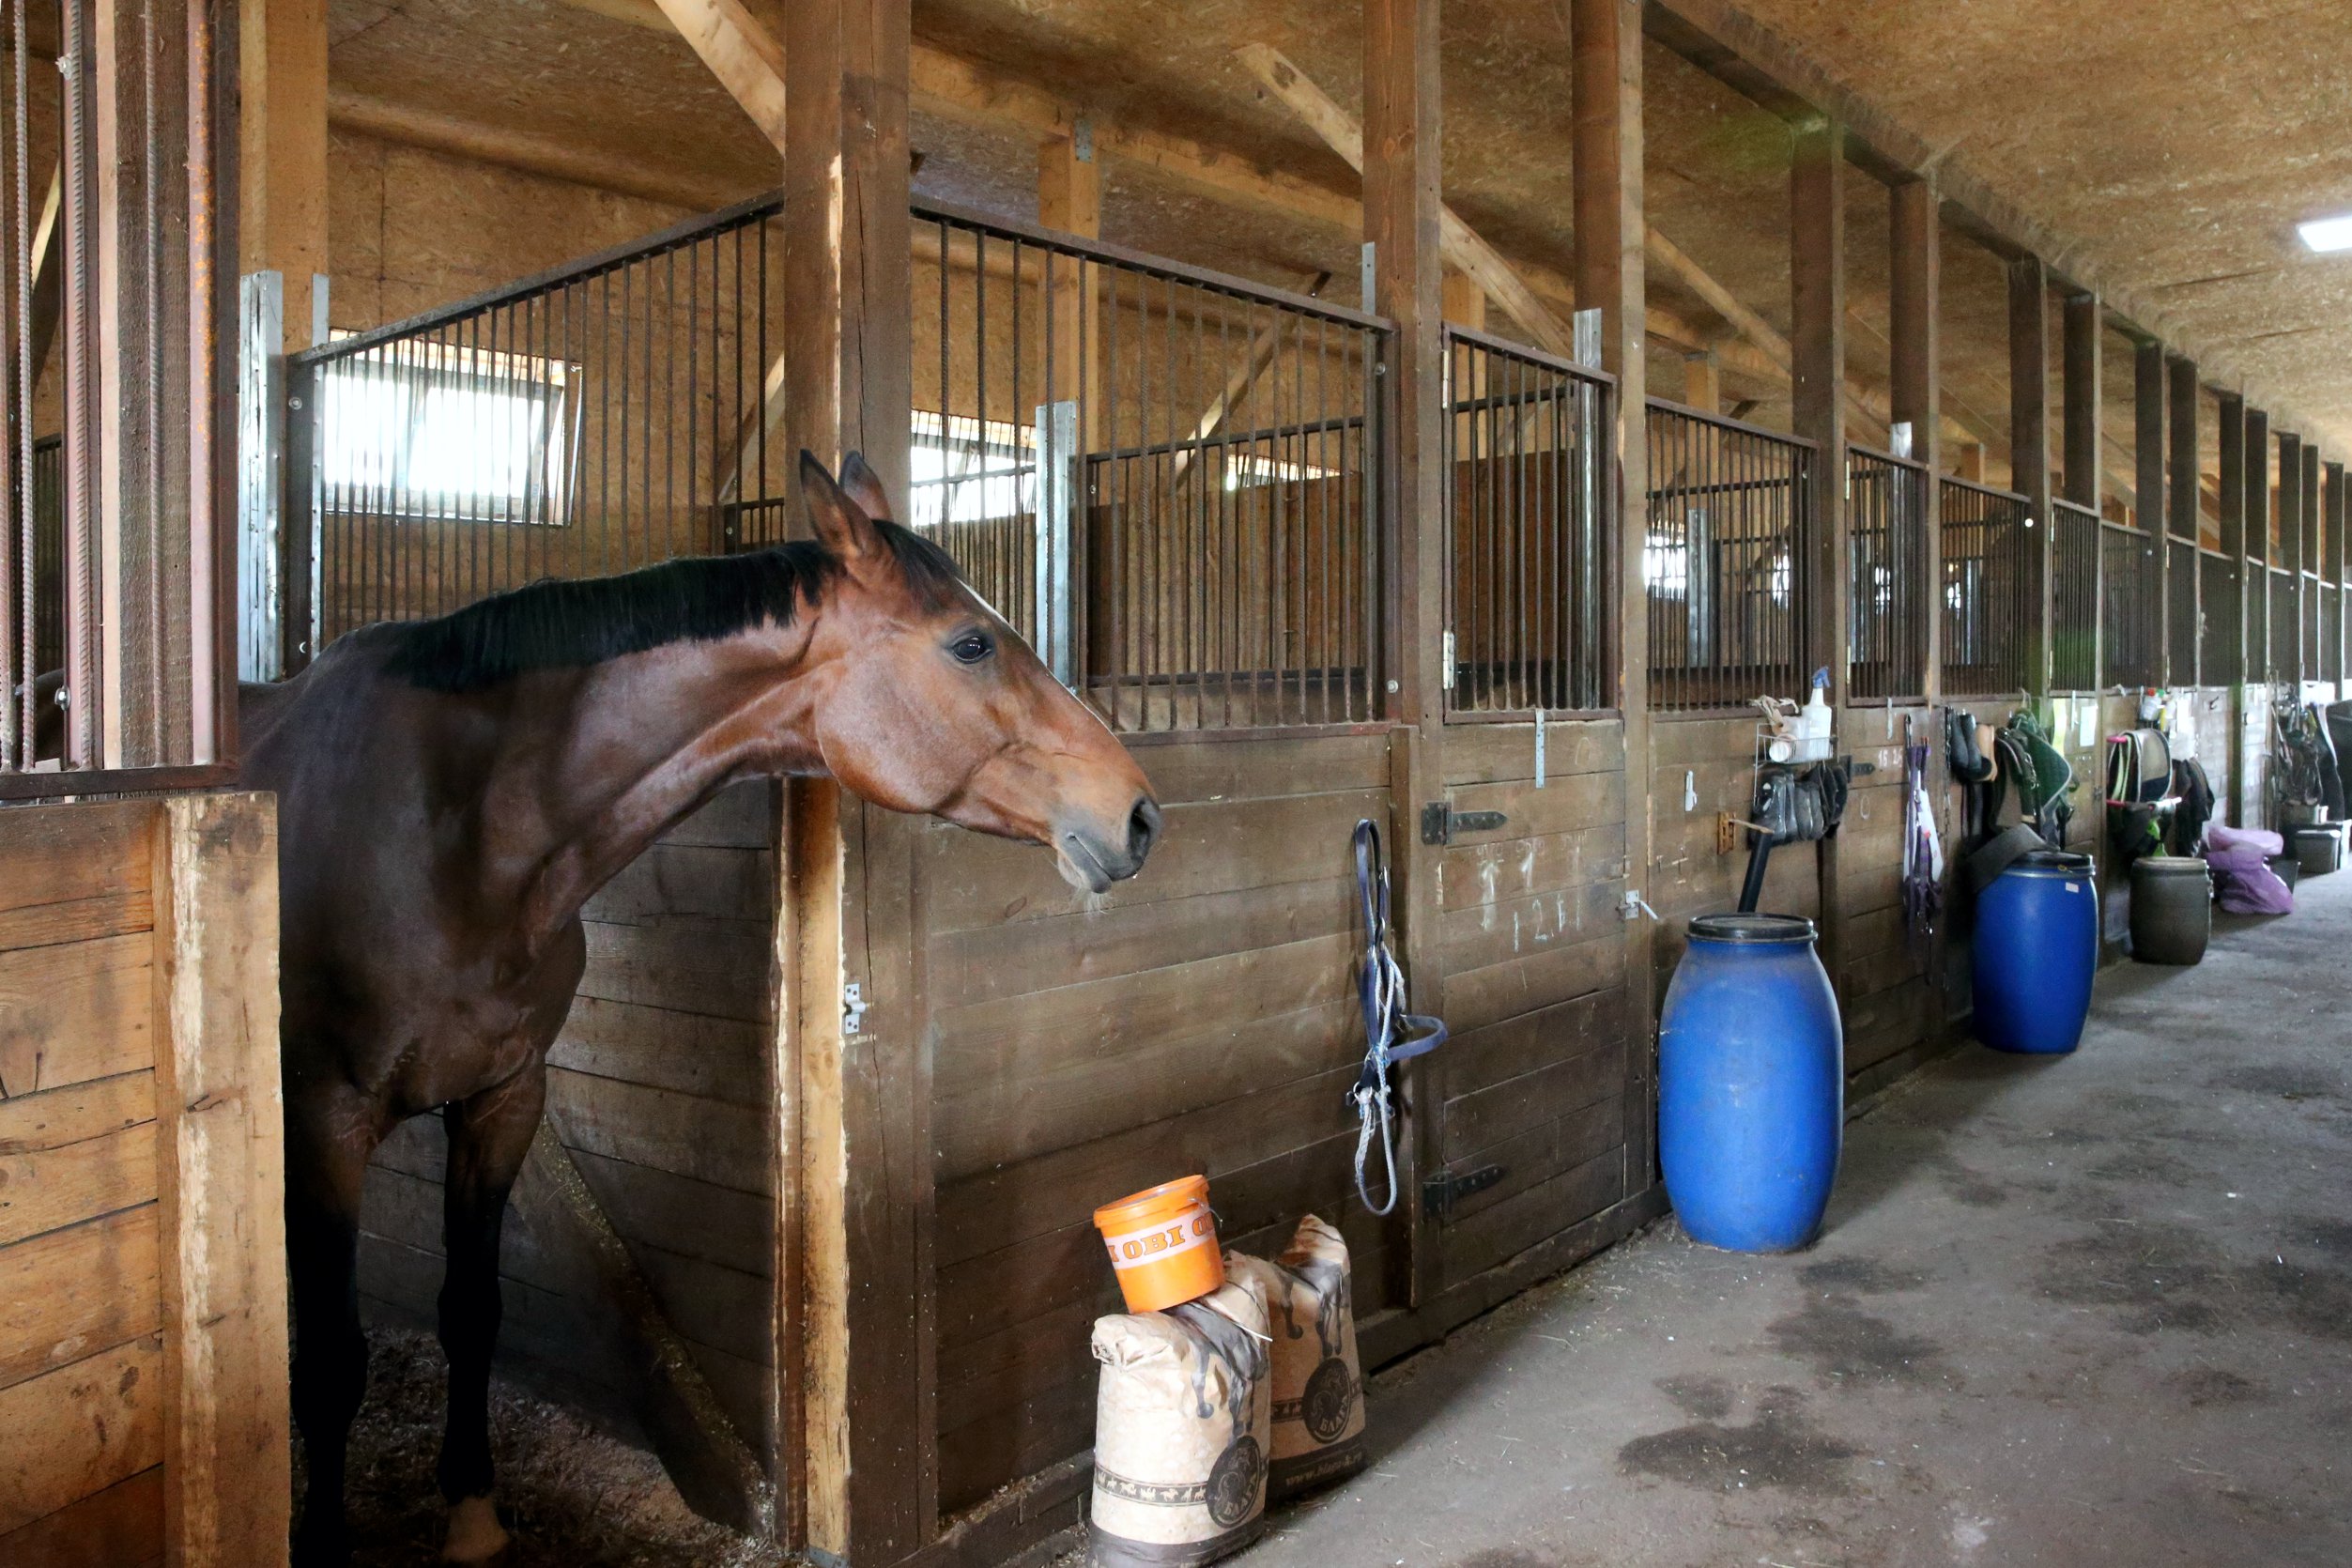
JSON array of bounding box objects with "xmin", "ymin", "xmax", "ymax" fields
[{"xmin": 240, "ymin": 454, "xmax": 1157, "ymax": 1563}]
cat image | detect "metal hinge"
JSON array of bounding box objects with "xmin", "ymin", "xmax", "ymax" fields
[
  {"xmin": 1421, "ymin": 802, "xmax": 1509, "ymax": 845},
  {"xmin": 1423, "ymin": 1163, "xmax": 1506, "ymax": 1221},
  {"xmin": 842, "ymin": 981, "xmax": 869, "ymax": 1036},
  {"xmin": 1441, "ymin": 629, "xmax": 1455, "ymax": 690}
]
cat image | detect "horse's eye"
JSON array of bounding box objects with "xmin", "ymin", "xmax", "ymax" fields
[{"xmin": 949, "ymin": 630, "xmax": 994, "ymax": 665}]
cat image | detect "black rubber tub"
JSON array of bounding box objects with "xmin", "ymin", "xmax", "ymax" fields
[
  {"xmin": 2291, "ymin": 824, "xmax": 2343, "ymax": 876},
  {"xmin": 2131, "ymin": 855, "xmax": 2212, "ymax": 965}
]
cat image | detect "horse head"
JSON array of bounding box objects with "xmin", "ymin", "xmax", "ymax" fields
[{"xmin": 797, "ymin": 451, "xmax": 1161, "ymax": 892}]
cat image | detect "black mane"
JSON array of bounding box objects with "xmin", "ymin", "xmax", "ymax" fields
[{"xmin": 384, "ymin": 520, "xmax": 963, "ymax": 693}]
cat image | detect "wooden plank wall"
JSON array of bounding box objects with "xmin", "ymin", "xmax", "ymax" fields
[
  {"xmin": 0, "ymin": 803, "xmax": 169, "ymax": 1565},
  {"xmin": 0, "ymin": 794, "xmax": 289, "ymax": 1567},
  {"xmin": 923, "ymin": 730, "xmax": 1402, "ymax": 1515},
  {"xmin": 1430, "ymin": 720, "xmax": 1636, "ymax": 1291},
  {"xmin": 357, "ymin": 781, "xmax": 780, "ymax": 1456}
]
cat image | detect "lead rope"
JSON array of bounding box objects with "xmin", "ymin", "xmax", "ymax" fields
[{"xmin": 1349, "ymin": 819, "xmax": 1447, "ymax": 1216}]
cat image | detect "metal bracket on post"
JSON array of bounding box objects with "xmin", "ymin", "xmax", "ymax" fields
[
  {"xmin": 1034, "ymin": 399, "xmax": 1079, "ymax": 686},
  {"xmin": 237, "ymin": 271, "xmax": 285, "ymax": 684},
  {"xmin": 1360, "ymin": 241, "xmax": 1377, "ymax": 315},
  {"xmin": 1572, "ymin": 307, "xmax": 1604, "ymax": 370}
]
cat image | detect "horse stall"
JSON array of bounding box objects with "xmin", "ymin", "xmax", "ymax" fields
[
  {"xmin": 265, "ymin": 152, "xmax": 1668, "ymax": 1552},
  {"xmin": 0, "ymin": 3, "xmax": 292, "ymax": 1562}
]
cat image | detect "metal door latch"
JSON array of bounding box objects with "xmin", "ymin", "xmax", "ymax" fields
[
  {"xmin": 842, "ymin": 981, "xmax": 869, "ymax": 1036},
  {"xmin": 1423, "ymin": 1162, "xmax": 1506, "ymax": 1220},
  {"xmin": 1421, "ymin": 803, "xmax": 1509, "ymax": 845}
]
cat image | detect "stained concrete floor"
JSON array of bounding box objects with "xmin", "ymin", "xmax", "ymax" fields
[{"xmin": 1239, "ymin": 874, "xmax": 2352, "ymax": 1568}]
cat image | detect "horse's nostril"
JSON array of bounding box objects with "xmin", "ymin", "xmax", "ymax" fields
[{"xmin": 1128, "ymin": 799, "xmax": 1161, "ymax": 861}]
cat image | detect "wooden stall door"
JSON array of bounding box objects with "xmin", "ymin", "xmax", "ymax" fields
[
  {"xmin": 0, "ymin": 794, "xmax": 288, "ymax": 1568},
  {"xmin": 1425, "ymin": 719, "xmax": 1639, "ymax": 1298}
]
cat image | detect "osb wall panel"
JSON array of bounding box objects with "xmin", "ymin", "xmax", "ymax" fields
[
  {"xmin": 357, "ymin": 781, "xmax": 778, "ymax": 1455},
  {"xmin": 924, "ymin": 730, "xmax": 1400, "ymax": 1515},
  {"xmin": 0, "ymin": 803, "xmax": 167, "ymax": 1564}
]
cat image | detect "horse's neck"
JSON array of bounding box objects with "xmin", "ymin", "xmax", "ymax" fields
[{"xmin": 483, "ymin": 626, "xmax": 825, "ymax": 960}]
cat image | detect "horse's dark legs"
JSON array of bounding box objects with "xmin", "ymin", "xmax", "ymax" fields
[
  {"xmin": 287, "ymin": 1099, "xmax": 377, "ymax": 1568},
  {"xmin": 436, "ymin": 1067, "xmax": 546, "ymax": 1563}
]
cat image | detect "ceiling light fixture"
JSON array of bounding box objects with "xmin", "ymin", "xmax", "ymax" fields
[{"xmin": 2297, "ymin": 213, "xmax": 2352, "ymax": 254}]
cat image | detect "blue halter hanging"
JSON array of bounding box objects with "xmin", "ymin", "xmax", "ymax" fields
[{"xmin": 1349, "ymin": 818, "xmax": 1448, "ymax": 1215}]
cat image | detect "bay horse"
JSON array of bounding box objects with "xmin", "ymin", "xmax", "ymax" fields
[{"xmin": 237, "ymin": 453, "xmax": 1160, "ymax": 1564}]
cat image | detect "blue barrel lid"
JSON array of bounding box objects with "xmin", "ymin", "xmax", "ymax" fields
[
  {"xmin": 2007, "ymin": 849, "xmax": 2093, "ymax": 877},
  {"xmin": 1687, "ymin": 913, "xmax": 1817, "ymax": 945}
]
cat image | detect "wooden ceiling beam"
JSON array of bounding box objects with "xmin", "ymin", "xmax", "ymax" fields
[{"xmin": 647, "ymin": 0, "xmax": 789, "ymax": 153}]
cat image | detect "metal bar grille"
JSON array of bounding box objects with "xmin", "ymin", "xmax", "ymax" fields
[
  {"xmin": 1846, "ymin": 444, "xmax": 1929, "ymax": 702},
  {"xmin": 3, "ymin": 0, "xmax": 220, "ymax": 779},
  {"xmin": 293, "ymin": 194, "xmax": 782, "ymax": 651},
  {"xmin": 2199, "ymin": 546, "xmax": 2240, "ymax": 686},
  {"xmin": 1938, "ymin": 476, "xmax": 2031, "ymax": 697},
  {"xmin": 2326, "ymin": 578, "xmax": 2342, "ymax": 688},
  {"xmin": 2099, "ymin": 521, "xmax": 2159, "ymax": 688},
  {"xmin": 914, "ymin": 199, "xmax": 1388, "ymax": 733},
  {"xmin": 2167, "ymin": 535, "xmax": 2198, "ymax": 685},
  {"xmin": 2303, "ymin": 569, "xmax": 2320, "ymax": 682},
  {"xmin": 2050, "ymin": 498, "xmax": 2100, "ymax": 690},
  {"xmin": 1643, "ymin": 399, "xmax": 1814, "ymax": 711},
  {"xmin": 1441, "ymin": 326, "xmax": 1611, "ymax": 718}
]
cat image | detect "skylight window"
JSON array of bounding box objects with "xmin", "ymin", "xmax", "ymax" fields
[{"xmin": 2297, "ymin": 213, "xmax": 2352, "ymax": 254}]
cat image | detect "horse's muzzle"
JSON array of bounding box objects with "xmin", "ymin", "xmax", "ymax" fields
[{"xmin": 1058, "ymin": 794, "xmax": 1160, "ymax": 891}]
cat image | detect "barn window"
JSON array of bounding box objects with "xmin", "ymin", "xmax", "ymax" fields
[
  {"xmin": 908, "ymin": 409, "xmax": 1037, "ymax": 529},
  {"xmin": 318, "ymin": 336, "xmax": 580, "ymax": 527}
]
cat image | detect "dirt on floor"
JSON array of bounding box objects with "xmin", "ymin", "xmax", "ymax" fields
[{"xmin": 313, "ymin": 1330, "xmax": 788, "ymax": 1567}]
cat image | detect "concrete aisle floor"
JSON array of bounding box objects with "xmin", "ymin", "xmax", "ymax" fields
[{"xmin": 1241, "ymin": 873, "xmax": 2352, "ymax": 1568}]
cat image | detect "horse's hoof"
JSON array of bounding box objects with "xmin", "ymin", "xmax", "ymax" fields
[{"xmin": 440, "ymin": 1495, "xmax": 513, "ymax": 1563}]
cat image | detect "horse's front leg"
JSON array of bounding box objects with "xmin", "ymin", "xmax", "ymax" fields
[
  {"xmin": 436, "ymin": 1063, "xmax": 546, "ymax": 1563},
  {"xmin": 287, "ymin": 1087, "xmax": 380, "ymax": 1568}
]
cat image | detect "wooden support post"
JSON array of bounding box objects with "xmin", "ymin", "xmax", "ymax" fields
[
  {"xmin": 151, "ymin": 793, "xmax": 290, "ymax": 1568},
  {"xmin": 2246, "ymin": 408, "xmax": 2269, "ymax": 685},
  {"xmin": 1362, "ymin": 0, "xmax": 1445, "ymax": 1311},
  {"xmin": 239, "ymin": 0, "xmax": 328, "ymax": 351},
  {"xmin": 1681, "ymin": 350, "xmax": 1719, "ymax": 413},
  {"xmin": 2168, "ymin": 356, "xmax": 2199, "ymax": 682},
  {"xmin": 780, "ymin": 0, "xmax": 923, "ymax": 1559},
  {"xmin": 2061, "ymin": 292, "xmax": 2099, "ymax": 690},
  {"xmin": 1572, "ymin": 0, "xmax": 1649, "ymax": 1198},
  {"xmin": 2303, "ymin": 442, "xmax": 2322, "ymax": 686},
  {"xmin": 2329, "ymin": 461, "xmax": 2347, "ymax": 688},
  {"xmin": 1955, "ymin": 442, "xmax": 1985, "ymax": 483},
  {"xmin": 2279, "ymin": 431, "xmax": 2303, "ymax": 685},
  {"xmin": 2008, "ymin": 259, "xmax": 2052, "ymax": 698},
  {"xmin": 1038, "ymin": 125, "xmax": 1100, "ymax": 443},
  {"xmin": 2217, "ymin": 392, "xmax": 2246, "ymax": 822},
  {"xmin": 2136, "ymin": 340, "xmax": 2166, "ymax": 684},
  {"xmin": 1791, "ymin": 116, "xmax": 1847, "ymax": 984},
  {"xmin": 1889, "ymin": 176, "xmax": 1939, "ymax": 700}
]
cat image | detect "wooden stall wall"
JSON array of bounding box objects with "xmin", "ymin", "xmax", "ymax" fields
[
  {"xmin": 0, "ymin": 796, "xmax": 288, "ymax": 1567},
  {"xmin": 358, "ymin": 782, "xmax": 781, "ymax": 1458},
  {"xmin": 1648, "ymin": 715, "xmax": 1822, "ymax": 1003},
  {"xmin": 1427, "ymin": 719, "xmax": 1646, "ymax": 1303},
  {"xmin": 924, "ymin": 730, "xmax": 1403, "ymax": 1517}
]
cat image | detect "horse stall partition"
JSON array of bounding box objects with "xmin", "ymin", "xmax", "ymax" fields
[
  {"xmin": 1938, "ymin": 477, "xmax": 2032, "ymax": 699},
  {"xmin": 2101, "ymin": 520, "xmax": 2160, "ymax": 688},
  {"xmin": 286, "ymin": 192, "xmax": 788, "ymax": 653},
  {"xmin": 1642, "ymin": 399, "xmax": 1815, "ymax": 713},
  {"xmin": 294, "ymin": 198, "xmax": 803, "ymax": 1519},
  {"xmin": 2050, "ymin": 499, "xmax": 2100, "ymax": 691},
  {"xmin": 1845, "ymin": 445, "xmax": 1929, "ymax": 704}
]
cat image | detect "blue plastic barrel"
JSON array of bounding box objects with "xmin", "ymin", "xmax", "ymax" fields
[
  {"xmin": 1659, "ymin": 915, "xmax": 1844, "ymax": 1253},
  {"xmin": 1972, "ymin": 849, "xmax": 2098, "ymax": 1054}
]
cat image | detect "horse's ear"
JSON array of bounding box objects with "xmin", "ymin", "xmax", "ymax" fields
[
  {"xmin": 837, "ymin": 451, "xmax": 897, "ymax": 525},
  {"xmin": 800, "ymin": 451, "xmax": 884, "ymax": 566}
]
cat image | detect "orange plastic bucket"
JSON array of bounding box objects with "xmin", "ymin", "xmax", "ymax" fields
[{"xmin": 1093, "ymin": 1176, "xmax": 1224, "ymax": 1313}]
